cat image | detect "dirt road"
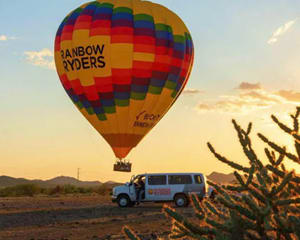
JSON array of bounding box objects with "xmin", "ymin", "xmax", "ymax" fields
[{"xmin": 0, "ymin": 195, "xmax": 194, "ymax": 240}]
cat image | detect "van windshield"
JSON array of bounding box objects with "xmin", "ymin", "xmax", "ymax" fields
[
  {"xmin": 131, "ymin": 175, "xmax": 145, "ymax": 185},
  {"xmin": 130, "ymin": 175, "xmax": 135, "ymax": 183}
]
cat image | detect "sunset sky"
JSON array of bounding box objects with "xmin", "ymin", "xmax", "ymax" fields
[{"xmin": 1, "ymin": 0, "xmax": 300, "ymax": 183}]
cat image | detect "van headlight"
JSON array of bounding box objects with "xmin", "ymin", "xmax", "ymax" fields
[{"xmin": 113, "ymin": 188, "xmax": 117, "ymax": 196}]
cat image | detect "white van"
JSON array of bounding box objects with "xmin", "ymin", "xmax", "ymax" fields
[{"xmin": 112, "ymin": 173, "xmax": 207, "ymax": 207}]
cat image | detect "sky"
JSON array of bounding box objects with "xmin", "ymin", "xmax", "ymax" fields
[{"xmin": 1, "ymin": 0, "xmax": 300, "ymax": 183}]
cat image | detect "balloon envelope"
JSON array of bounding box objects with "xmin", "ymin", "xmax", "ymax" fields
[{"xmin": 54, "ymin": 0, "xmax": 194, "ymax": 159}]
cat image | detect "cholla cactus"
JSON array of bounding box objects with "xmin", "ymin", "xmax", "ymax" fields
[
  {"xmin": 124, "ymin": 107, "xmax": 300, "ymax": 240},
  {"xmin": 123, "ymin": 226, "xmax": 141, "ymax": 240}
]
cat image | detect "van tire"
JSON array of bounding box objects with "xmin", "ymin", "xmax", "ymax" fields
[
  {"xmin": 117, "ymin": 194, "xmax": 131, "ymax": 208},
  {"xmin": 174, "ymin": 194, "xmax": 189, "ymax": 207}
]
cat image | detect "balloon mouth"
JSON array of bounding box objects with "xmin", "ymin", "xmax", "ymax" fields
[
  {"xmin": 101, "ymin": 133, "xmax": 144, "ymax": 159},
  {"xmin": 112, "ymin": 147, "xmax": 132, "ymax": 159}
]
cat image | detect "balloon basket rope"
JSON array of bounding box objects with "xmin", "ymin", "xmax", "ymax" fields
[{"xmin": 113, "ymin": 159, "xmax": 132, "ymax": 172}]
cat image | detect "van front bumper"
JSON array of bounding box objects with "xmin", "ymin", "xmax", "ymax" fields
[{"xmin": 111, "ymin": 195, "xmax": 117, "ymax": 203}]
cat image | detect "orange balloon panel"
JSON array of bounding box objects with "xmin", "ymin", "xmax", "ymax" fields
[{"xmin": 54, "ymin": 0, "xmax": 194, "ymax": 159}]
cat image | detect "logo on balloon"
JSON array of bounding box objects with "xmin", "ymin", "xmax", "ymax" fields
[
  {"xmin": 60, "ymin": 44, "xmax": 106, "ymax": 72},
  {"xmin": 134, "ymin": 111, "xmax": 161, "ymax": 128}
]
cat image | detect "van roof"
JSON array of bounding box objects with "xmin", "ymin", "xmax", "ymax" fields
[{"xmin": 138, "ymin": 173, "xmax": 204, "ymax": 176}]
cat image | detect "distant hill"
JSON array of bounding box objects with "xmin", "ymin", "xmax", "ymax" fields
[
  {"xmin": 1, "ymin": 172, "xmax": 236, "ymax": 188},
  {"xmin": 0, "ymin": 175, "xmax": 102, "ymax": 188},
  {"xmin": 0, "ymin": 176, "xmax": 31, "ymax": 187},
  {"xmin": 104, "ymin": 180, "xmax": 117, "ymax": 185},
  {"xmin": 207, "ymin": 172, "xmax": 235, "ymax": 184}
]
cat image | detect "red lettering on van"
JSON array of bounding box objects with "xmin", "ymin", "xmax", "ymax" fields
[{"xmin": 153, "ymin": 188, "xmax": 171, "ymax": 195}]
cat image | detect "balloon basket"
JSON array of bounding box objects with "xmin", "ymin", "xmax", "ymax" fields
[{"xmin": 113, "ymin": 160, "xmax": 132, "ymax": 172}]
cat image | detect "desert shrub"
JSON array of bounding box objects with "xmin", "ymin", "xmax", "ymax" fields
[
  {"xmin": 124, "ymin": 107, "xmax": 300, "ymax": 240},
  {"xmin": 40, "ymin": 187, "xmax": 49, "ymax": 195},
  {"xmin": 0, "ymin": 184, "xmax": 106, "ymax": 197},
  {"xmin": 0, "ymin": 184, "xmax": 41, "ymax": 197},
  {"xmin": 78, "ymin": 186, "xmax": 93, "ymax": 194},
  {"xmin": 96, "ymin": 184, "xmax": 111, "ymax": 196},
  {"xmin": 0, "ymin": 186, "xmax": 14, "ymax": 197},
  {"xmin": 63, "ymin": 184, "xmax": 80, "ymax": 194},
  {"xmin": 47, "ymin": 185, "xmax": 97, "ymax": 195},
  {"xmin": 48, "ymin": 185, "xmax": 64, "ymax": 195}
]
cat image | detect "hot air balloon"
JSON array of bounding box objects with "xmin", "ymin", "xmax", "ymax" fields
[{"xmin": 54, "ymin": 0, "xmax": 194, "ymax": 172}]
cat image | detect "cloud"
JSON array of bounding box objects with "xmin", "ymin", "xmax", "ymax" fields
[
  {"xmin": 237, "ymin": 82, "xmax": 261, "ymax": 90},
  {"xmin": 276, "ymin": 90, "xmax": 300, "ymax": 102},
  {"xmin": 0, "ymin": 35, "xmax": 16, "ymax": 41},
  {"xmin": 240, "ymin": 90, "xmax": 283, "ymax": 103},
  {"xmin": 196, "ymin": 83, "xmax": 300, "ymax": 114},
  {"xmin": 196, "ymin": 90, "xmax": 283, "ymax": 114},
  {"xmin": 24, "ymin": 48, "xmax": 55, "ymax": 70},
  {"xmin": 183, "ymin": 88, "xmax": 203, "ymax": 95},
  {"xmin": 268, "ymin": 19, "xmax": 297, "ymax": 45}
]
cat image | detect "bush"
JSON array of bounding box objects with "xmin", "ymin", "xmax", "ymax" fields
[
  {"xmin": 48, "ymin": 185, "xmax": 63, "ymax": 195},
  {"xmin": 0, "ymin": 184, "xmax": 41, "ymax": 197},
  {"xmin": 78, "ymin": 186, "xmax": 93, "ymax": 194},
  {"xmin": 47, "ymin": 185, "xmax": 94, "ymax": 195},
  {"xmin": 96, "ymin": 184, "xmax": 111, "ymax": 196},
  {"xmin": 124, "ymin": 107, "xmax": 300, "ymax": 240},
  {"xmin": 64, "ymin": 184, "xmax": 79, "ymax": 194},
  {"xmin": 0, "ymin": 184, "xmax": 110, "ymax": 197}
]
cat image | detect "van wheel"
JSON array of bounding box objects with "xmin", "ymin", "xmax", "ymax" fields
[
  {"xmin": 117, "ymin": 194, "xmax": 131, "ymax": 208},
  {"xmin": 174, "ymin": 194, "xmax": 189, "ymax": 207}
]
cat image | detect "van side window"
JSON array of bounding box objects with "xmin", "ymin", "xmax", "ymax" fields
[
  {"xmin": 194, "ymin": 175, "xmax": 203, "ymax": 184},
  {"xmin": 148, "ymin": 175, "xmax": 166, "ymax": 185},
  {"xmin": 169, "ymin": 175, "xmax": 192, "ymax": 184}
]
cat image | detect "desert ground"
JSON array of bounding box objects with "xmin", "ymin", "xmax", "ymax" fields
[{"xmin": 0, "ymin": 195, "xmax": 195, "ymax": 240}]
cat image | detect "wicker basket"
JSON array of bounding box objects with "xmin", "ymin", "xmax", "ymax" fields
[{"xmin": 113, "ymin": 162, "xmax": 132, "ymax": 172}]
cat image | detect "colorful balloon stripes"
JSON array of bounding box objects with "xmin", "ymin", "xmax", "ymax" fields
[{"xmin": 55, "ymin": 0, "xmax": 194, "ymax": 159}]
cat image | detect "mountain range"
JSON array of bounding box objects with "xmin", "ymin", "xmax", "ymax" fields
[
  {"xmin": 0, "ymin": 171, "xmax": 235, "ymax": 188},
  {"xmin": 0, "ymin": 176, "xmax": 104, "ymax": 188},
  {"xmin": 206, "ymin": 172, "xmax": 235, "ymax": 184}
]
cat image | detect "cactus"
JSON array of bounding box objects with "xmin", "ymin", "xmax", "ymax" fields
[
  {"xmin": 123, "ymin": 226, "xmax": 142, "ymax": 240},
  {"xmin": 124, "ymin": 107, "xmax": 300, "ymax": 240}
]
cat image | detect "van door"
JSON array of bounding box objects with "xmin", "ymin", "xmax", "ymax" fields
[
  {"xmin": 192, "ymin": 174, "xmax": 206, "ymax": 197},
  {"xmin": 145, "ymin": 175, "xmax": 171, "ymax": 201}
]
